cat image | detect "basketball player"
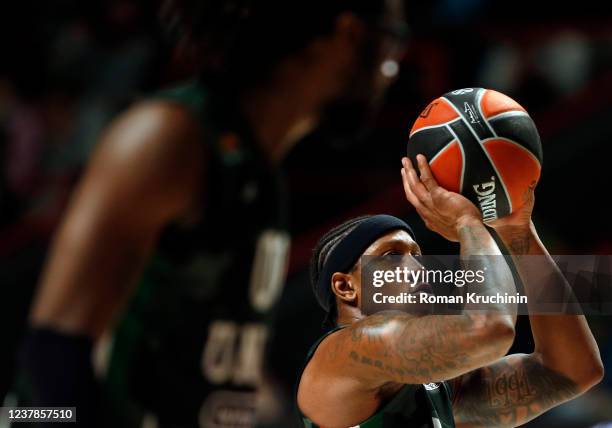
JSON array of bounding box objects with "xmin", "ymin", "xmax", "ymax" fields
[
  {"xmin": 297, "ymin": 155, "xmax": 603, "ymax": 427},
  {"xmin": 16, "ymin": 1, "xmax": 408, "ymax": 427}
]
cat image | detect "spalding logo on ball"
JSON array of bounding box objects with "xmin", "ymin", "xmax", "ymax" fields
[{"xmin": 407, "ymin": 88, "xmax": 543, "ymax": 222}]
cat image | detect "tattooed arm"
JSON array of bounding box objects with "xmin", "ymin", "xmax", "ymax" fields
[
  {"xmin": 450, "ymin": 187, "xmax": 603, "ymax": 428},
  {"xmin": 298, "ymin": 308, "xmax": 516, "ymax": 427},
  {"xmin": 451, "ymin": 353, "xmax": 579, "ymax": 428}
]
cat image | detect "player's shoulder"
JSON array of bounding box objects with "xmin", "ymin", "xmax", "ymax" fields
[
  {"xmin": 85, "ymin": 88, "xmax": 210, "ymax": 217},
  {"xmin": 112, "ymin": 98, "xmax": 202, "ymax": 145},
  {"xmin": 298, "ymin": 327, "xmax": 386, "ymax": 427},
  {"xmin": 98, "ymin": 94, "xmax": 205, "ymax": 170}
]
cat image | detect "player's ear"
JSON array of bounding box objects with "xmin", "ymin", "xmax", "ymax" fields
[{"xmin": 331, "ymin": 272, "xmax": 358, "ymax": 304}]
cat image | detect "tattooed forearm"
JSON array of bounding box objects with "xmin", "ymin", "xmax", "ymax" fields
[
  {"xmin": 493, "ymin": 181, "xmax": 535, "ymax": 256},
  {"xmin": 453, "ymin": 354, "xmax": 578, "ymax": 428},
  {"xmin": 393, "ymin": 315, "xmax": 473, "ymax": 380},
  {"xmin": 509, "ymin": 234, "xmax": 530, "ymax": 255},
  {"xmin": 344, "ymin": 311, "xmax": 509, "ymax": 384},
  {"xmin": 458, "ymin": 223, "xmax": 498, "ymax": 257},
  {"xmin": 458, "ymin": 225, "xmax": 517, "ymax": 317}
]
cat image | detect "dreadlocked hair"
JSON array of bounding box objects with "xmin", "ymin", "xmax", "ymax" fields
[
  {"xmin": 159, "ymin": 0, "xmax": 387, "ymax": 94},
  {"xmin": 309, "ymin": 215, "xmax": 373, "ymax": 327}
]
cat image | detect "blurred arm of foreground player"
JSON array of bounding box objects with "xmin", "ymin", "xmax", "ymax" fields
[
  {"xmin": 17, "ymin": 101, "xmax": 204, "ymax": 425},
  {"xmin": 442, "ymin": 165, "xmax": 604, "ymax": 427},
  {"xmin": 30, "ymin": 101, "xmax": 204, "ymax": 337}
]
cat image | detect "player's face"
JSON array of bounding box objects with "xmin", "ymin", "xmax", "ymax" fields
[
  {"xmin": 319, "ymin": 0, "xmax": 408, "ymax": 140},
  {"xmin": 348, "ymin": 229, "xmax": 424, "ymax": 304}
]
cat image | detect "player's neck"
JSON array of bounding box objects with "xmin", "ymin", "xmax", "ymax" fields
[{"xmin": 336, "ymin": 306, "xmax": 365, "ymax": 326}]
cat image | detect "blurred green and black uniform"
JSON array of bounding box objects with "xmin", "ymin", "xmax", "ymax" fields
[
  {"xmin": 103, "ymin": 81, "xmax": 290, "ymax": 428},
  {"xmin": 297, "ymin": 326, "xmax": 456, "ymax": 428}
]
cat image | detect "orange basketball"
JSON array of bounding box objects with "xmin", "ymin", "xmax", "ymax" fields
[{"xmin": 407, "ymin": 88, "xmax": 543, "ymax": 222}]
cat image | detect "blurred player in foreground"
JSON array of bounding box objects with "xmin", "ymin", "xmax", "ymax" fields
[
  {"xmin": 15, "ymin": 1, "xmax": 408, "ymax": 427},
  {"xmin": 297, "ymin": 155, "xmax": 603, "ymax": 427}
]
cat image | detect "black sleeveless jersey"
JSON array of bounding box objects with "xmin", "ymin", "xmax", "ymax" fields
[
  {"xmin": 297, "ymin": 326, "xmax": 456, "ymax": 428},
  {"xmin": 102, "ymin": 81, "xmax": 291, "ymax": 428}
]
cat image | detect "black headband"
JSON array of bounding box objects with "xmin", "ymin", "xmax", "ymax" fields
[{"xmin": 314, "ymin": 214, "xmax": 415, "ymax": 312}]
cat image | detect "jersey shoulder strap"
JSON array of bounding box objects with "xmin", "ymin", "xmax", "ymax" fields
[
  {"xmin": 152, "ymin": 80, "xmax": 209, "ymax": 120},
  {"xmin": 150, "ymin": 80, "xmax": 263, "ymax": 168},
  {"xmin": 295, "ymin": 325, "xmax": 344, "ymax": 427},
  {"xmin": 303, "ymin": 325, "xmax": 345, "ymax": 363}
]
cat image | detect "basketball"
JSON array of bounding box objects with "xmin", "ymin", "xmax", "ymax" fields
[{"xmin": 407, "ymin": 88, "xmax": 543, "ymax": 222}]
